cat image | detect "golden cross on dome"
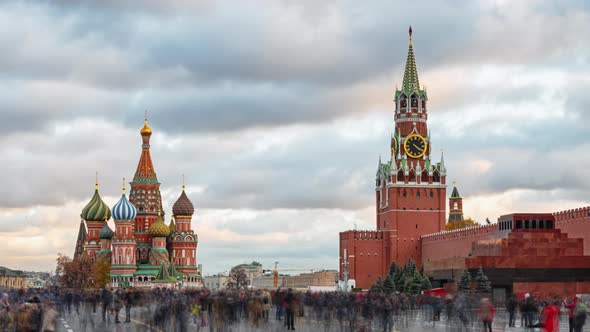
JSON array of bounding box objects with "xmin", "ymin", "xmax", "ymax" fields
[
  {"xmin": 122, "ymin": 177, "xmax": 126, "ymax": 194},
  {"xmin": 182, "ymin": 174, "xmax": 186, "ymax": 191},
  {"xmin": 95, "ymin": 171, "xmax": 99, "ymax": 190}
]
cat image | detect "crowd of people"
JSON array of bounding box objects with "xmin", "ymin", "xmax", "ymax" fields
[{"xmin": 0, "ymin": 286, "xmax": 588, "ymax": 331}]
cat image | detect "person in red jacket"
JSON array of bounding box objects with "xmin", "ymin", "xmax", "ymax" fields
[
  {"xmin": 543, "ymin": 301, "xmax": 560, "ymax": 332},
  {"xmin": 564, "ymin": 296, "xmax": 579, "ymax": 332},
  {"xmin": 479, "ymin": 297, "xmax": 496, "ymax": 332}
]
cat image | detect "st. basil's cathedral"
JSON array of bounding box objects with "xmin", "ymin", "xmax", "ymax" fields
[{"xmin": 73, "ymin": 118, "xmax": 201, "ymax": 288}]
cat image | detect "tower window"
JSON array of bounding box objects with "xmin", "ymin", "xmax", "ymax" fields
[
  {"xmin": 430, "ymin": 190, "xmax": 434, "ymax": 198},
  {"xmin": 417, "ymin": 191, "xmax": 420, "ymax": 198},
  {"xmin": 403, "ymin": 190, "xmax": 407, "ymax": 197},
  {"xmin": 453, "ymin": 202, "xmax": 458, "ymax": 209}
]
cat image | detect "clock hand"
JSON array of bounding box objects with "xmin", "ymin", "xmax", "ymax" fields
[{"xmin": 412, "ymin": 143, "xmax": 424, "ymax": 152}]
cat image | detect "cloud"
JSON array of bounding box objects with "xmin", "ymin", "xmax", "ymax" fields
[{"xmin": 1, "ymin": 0, "xmax": 590, "ymax": 274}]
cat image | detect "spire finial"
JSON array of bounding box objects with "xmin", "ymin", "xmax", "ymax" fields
[
  {"xmin": 453, "ymin": 180, "xmax": 456, "ymax": 187},
  {"xmin": 141, "ymin": 111, "xmax": 152, "ymax": 136},
  {"xmin": 158, "ymin": 209, "xmax": 161, "ymax": 216},
  {"xmin": 122, "ymin": 177, "xmax": 126, "ymax": 194},
  {"xmin": 95, "ymin": 171, "xmax": 99, "ymax": 190},
  {"xmin": 182, "ymin": 174, "xmax": 186, "ymax": 191},
  {"xmin": 409, "ymin": 25, "xmax": 413, "ymax": 45}
]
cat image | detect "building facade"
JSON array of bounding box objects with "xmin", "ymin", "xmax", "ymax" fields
[
  {"xmin": 75, "ymin": 118, "xmax": 201, "ymax": 288},
  {"xmin": 0, "ymin": 267, "xmax": 27, "ymax": 289}
]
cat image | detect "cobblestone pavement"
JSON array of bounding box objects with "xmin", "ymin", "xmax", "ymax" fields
[{"xmin": 55, "ymin": 307, "xmax": 590, "ymax": 332}]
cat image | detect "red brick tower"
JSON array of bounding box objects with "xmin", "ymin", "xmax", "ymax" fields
[
  {"xmin": 374, "ymin": 26, "xmax": 447, "ymax": 268},
  {"xmin": 448, "ymin": 182, "xmax": 464, "ymax": 223},
  {"xmin": 129, "ymin": 117, "xmax": 164, "ymax": 264},
  {"xmin": 340, "ymin": 27, "xmax": 447, "ymax": 289}
]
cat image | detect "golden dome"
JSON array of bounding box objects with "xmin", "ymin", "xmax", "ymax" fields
[{"xmin": 140, "ymin": 118, "xmax": 152, "ymax": 136}]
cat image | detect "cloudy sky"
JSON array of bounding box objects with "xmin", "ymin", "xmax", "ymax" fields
[{"xmin": 1, "ymin": 0, "xmax": 589, "ymax": 274}]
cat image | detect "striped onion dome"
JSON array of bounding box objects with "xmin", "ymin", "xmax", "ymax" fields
[
  {"xmin": 149, "ymin": 212, "xmax": 170, "ymax": 237},
  {"xmin": 99, "ymin": 222, "xmax": 114, "ymax": 240},
  {"xmin": 172, "ymin": 189, "xmax": 194, "ymax": 216},
  {"xmin": 112, "ymin": 193, "xmax": 137, "ymax": 221},
  {"xmin": 81, "ymin": 189, "xmax": 111, "ymax": 222}
]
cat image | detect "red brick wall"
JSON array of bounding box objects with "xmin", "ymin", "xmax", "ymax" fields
[
  {"xmin": 514, "ymin": 282, "xmax": 590, "ymax": 298},
  {"xmin": 555, "ymin": 207, "xmax": 590, "ymax": 255},
  {"xmin": 421, "ymin": 224, "xmax": 501, "ymax": 271}
]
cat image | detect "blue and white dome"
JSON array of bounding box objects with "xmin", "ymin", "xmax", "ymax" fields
[{"xmin": 112, "ymin": 194, "xmax": 137, "ymax": 221}]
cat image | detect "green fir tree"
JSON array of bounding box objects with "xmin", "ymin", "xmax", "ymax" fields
[
  {"xmin": 393, "ymin": 267, "xmax": 405, "ymax": 292},
  {"xmin": 388, "ymin": 262, "xmax": 399, "ymax": 279},
  {"xmin": 370, "ymin": 276, "xmax": 384, "ymax": 293},
  {"xmin": 383, "ymin": 275, "xmax": 396, "ymax": 294},
  {"xmin": 421, "ymin": 274, "xmax": 432, "ymax": 290},
  {"xmin": 407, "ymin": 271, "xmax": 424, "ymax": 294},
  {"xmin": 404, "ymin": 258, "xmax": 417, "ymax": 276},
  {"xmin": 475, "ymin": 267, "xmax": 492, "ymax": 294},
  {"xmin": 458, "ymin": 269, "xmax": 472, "ymax": 292}
]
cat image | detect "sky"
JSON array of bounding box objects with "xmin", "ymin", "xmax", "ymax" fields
[{"xmin": 1, "ymin": 0, "xmax": 589, "ymax": 275}]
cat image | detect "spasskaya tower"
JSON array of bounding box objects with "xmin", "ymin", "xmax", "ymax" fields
[{"xmin": 339, "ymin": 26, "xmax": 447, "ymax": 289}]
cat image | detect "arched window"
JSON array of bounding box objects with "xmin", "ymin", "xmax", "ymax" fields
[{"xmin": 453, "ymin": 202, "xmax": 458, "ymax": 210}]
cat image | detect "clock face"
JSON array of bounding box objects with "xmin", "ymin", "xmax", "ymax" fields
[{"xmin": 403, "ymin": 134, "xmax": 427, "ymax": 159}]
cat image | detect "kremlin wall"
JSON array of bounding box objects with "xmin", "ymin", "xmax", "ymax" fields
[{"xmin": 339, "ymin": 27, "xmax": 590, "ymax": 298}]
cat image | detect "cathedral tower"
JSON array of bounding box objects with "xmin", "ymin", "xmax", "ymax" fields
[
  {"xmin": 148, "ymin": 211, "xmax": 171, "ymax": 265},
  {"xmin": 169, "ymin": 180, "xmax": 199, "ymax": 275},
  {"xmin": 129, "ymin": 116, "xmax": 164, "ymax": 264},
  {"xmin": 110, "ymin": 179, "xmax": 138, "ymax": 285},
  {"xmin": 79, "ymin": 178, "xmax": 111, "ymax": 261}
]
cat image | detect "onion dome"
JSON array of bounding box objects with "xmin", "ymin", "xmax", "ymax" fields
[
  {"xmin": 81, "ymin": 180, "xmax": 111, "ymax": 221},
  {"xmin": 172, "ymin": 181, "xmax": 194, "ymax": 216},
  {"xmin": 99, "ymin": 222, "xmax": 114, "ymax": 240},
  {"xmin": 140, "ymin": 117, "xmax": 152, "ymax": 136},
  {"xmin": 112, "ymin": 178, "xmax": 137, "ymax": 221},
  {"xmin": 149, "ymin": 211, "xmax": 171, "ymax": 237}
]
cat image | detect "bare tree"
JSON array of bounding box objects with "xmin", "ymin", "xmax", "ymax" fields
[{"xmin": 225, "ymin": 268, "xmax": 249, "ymax": 290}]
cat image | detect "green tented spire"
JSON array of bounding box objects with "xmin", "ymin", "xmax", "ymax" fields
[
  {"xmin": 402, "ymin": 26, "xmax": 420, "ymax": 94},
  {"xmin": 155, "ymin": 262, "xmax": 170, "ymax": 281}
]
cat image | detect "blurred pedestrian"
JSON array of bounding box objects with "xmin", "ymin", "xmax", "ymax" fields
[{"xmin": 478, "ymin": 298, "xmax": 495, "ymax": 332}]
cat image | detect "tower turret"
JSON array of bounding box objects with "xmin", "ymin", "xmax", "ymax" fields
[
  {"xmin": 129, "ymin": 115, "xmax": 164, "ymax": 263},
  {"xmin": 170, "ymin": 178, "xmax": 199, "ymax": 276},
  {"xmin": 111, "ymin": 178, "xmax": 138, "ymax": 286},
  {"xmin": 97, "ymin": 220, "xmax": 114, "ymax": 263},
  {"xmin": 80, "ymin": 176, "xmax": 111, "ymax": 261},
  {"xmin": 74, "ymin": 220, "xmax": 87, "ymax": 261},
  {"xmin": 448, "ymin": 181, "xmax": 464, "ymax": 222},
  {"xmin": 148, "ymin": 211, "xmax": 170, "ymax": 265}
]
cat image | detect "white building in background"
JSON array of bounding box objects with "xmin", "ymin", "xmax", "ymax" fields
[{"xmin": 204, "ymin": 274, "xmax": 228, "ymax": 290}]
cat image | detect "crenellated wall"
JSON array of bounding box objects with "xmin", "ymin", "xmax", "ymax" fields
[
  {"xmin": 339, "ymin": 230, "xmax": 387, "ymax": 289},
  {"xmin": 421, "ymin": 224, "xmax": 505, "ymax": 272},
  {"xmin": 554, "ymin": 206, "xmax": 590, "ymax": 255}
]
